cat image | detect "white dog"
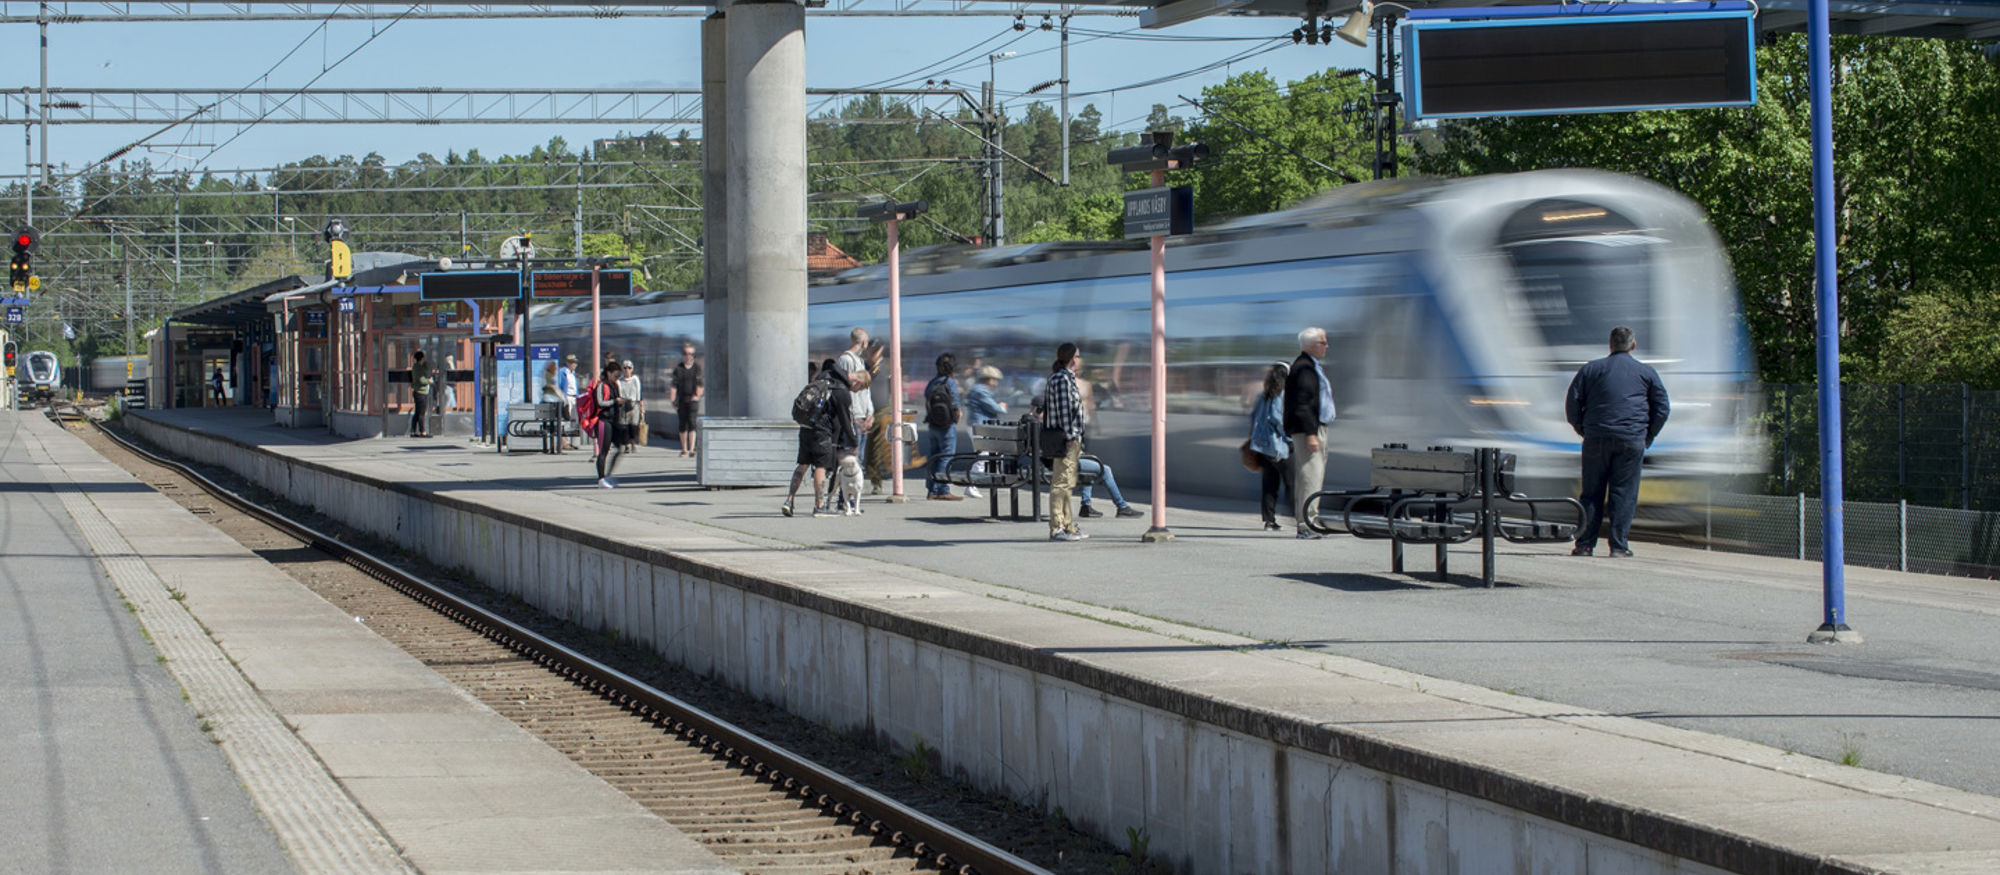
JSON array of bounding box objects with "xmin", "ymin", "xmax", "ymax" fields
[{"xmin": 836, "ymin": 454, "xmax": 865, "ymax": 515}]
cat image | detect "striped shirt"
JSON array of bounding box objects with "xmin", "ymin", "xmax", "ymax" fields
[{"xmin": 1045, "ymin": 368, "xmax": 1084, "ymax": 441}]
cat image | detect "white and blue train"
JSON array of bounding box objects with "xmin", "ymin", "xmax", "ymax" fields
[
  {"xmin": 536, "ymin": 169, "xmax": 1762, "ymax": 513},
  {"xmin": 22, "ymin": 349, "xmax": 61, "ymax": 406}
]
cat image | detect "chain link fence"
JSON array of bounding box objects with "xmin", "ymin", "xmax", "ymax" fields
[{"xmin": 1689, "ymin": 382, "xmax": 2000, "ymax": 578}]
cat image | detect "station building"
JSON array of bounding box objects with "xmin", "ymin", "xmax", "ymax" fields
[{"xmin": 148, "ymin": 252, "xmax": 503, "ymax": 439}]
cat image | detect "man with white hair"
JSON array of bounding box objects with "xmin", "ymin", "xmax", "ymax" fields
[{"xmin": 1284, "ymin": 326, "xmax": 1337, "ymax": 539}]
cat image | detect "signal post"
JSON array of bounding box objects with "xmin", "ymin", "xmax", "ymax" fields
[{"xmin": 1109, "ymin": 133, "xmax": 1206, "ymax": 543}]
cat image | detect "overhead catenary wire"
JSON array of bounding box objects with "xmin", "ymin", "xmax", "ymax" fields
[{"xmin": 46, "ymin": 5, "xmax": 422, "ymax": 235}]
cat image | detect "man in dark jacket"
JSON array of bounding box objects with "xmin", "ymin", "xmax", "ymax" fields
[
  {"xmin": 1284, "ymin": 326, "xmax": 1337, "ymax": 539},
  {"xmin": 1565, "ymin": 325, "xmax": 1670, "ymax": 557}
]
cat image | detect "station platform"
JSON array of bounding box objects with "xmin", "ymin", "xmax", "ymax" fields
[
  {"xmin": 1, "ymin": 409, "xmax": 733, "ymax": 875},
  {"xmin": 119, "ymin": 408, "xmax": 2000, "ymax": 873}
]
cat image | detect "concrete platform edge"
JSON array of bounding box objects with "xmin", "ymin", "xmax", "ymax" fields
[{"xmin": 125, "ymin": 411, "xmax": 2000, "ymax": 875}]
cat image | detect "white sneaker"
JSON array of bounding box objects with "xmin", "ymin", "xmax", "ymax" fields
[
  {"xmin": 967, "ymin": 486, "xmax": 983, "ymax": 499},
  {"xmin": 597, "ymin": 478, "xmax": 612, "ymax": 489}
]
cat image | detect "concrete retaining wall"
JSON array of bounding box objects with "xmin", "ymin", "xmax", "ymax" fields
[{"xmin": 126, "ymin": 413, "xmax": 1787, "ymax": 875}]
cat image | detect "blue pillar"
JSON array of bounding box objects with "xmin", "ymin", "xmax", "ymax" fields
[{"xmin": 1808, "ymin": 0, "xmax": 1858, "ymax": 644}]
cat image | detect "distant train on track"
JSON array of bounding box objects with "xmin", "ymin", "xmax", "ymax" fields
[
  {"xmin": 535, "ymin": 170, "xmax": 1762, "ymax": 511},
  {"xmin": 22, "ymin": 349, "xmax": 60, "ymax": 406}
]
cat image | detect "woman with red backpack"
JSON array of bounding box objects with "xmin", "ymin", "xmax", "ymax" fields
[{"xmin": 580, "ymin": 362, "xmax": 626, "ymax": 488}]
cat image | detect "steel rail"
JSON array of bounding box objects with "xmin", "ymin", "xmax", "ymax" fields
[{"xmin": 82, "ymin": 410, "xmax": 1054, "ymax": 875}]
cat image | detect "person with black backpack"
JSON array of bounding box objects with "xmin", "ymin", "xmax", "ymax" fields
[
  {"xmin": 922, "ymin": 352, "xmax": 964, "ymax": 501},
  {"xmin": 782, "ymin": 360, "xmax": 857, "ymax": 517}
]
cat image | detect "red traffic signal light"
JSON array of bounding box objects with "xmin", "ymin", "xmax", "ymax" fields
[
  {"xmin": 3, "ymin": 342, "xmax": 16, "ymax": 370},
  {"xmin": 11, "ymin": 226, "xmax": 37, "ymax": 256}
]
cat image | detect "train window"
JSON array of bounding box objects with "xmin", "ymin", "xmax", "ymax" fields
[{"xmin": 1497, "ymin": 199, "xmax": 1659, "ymax": 351}]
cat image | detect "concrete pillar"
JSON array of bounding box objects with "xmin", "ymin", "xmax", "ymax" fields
[
  {"xmin": 701, "ymin": 12, "xmax": 731, "ymax": 417},
  {"xmin": 725, "ymin": 0, "xmax": 807, "ymax": 419}
]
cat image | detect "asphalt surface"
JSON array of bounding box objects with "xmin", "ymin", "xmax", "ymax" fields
[{"xmin": 0, "ymin": 409, "xmax": 298, "ymax": 875}]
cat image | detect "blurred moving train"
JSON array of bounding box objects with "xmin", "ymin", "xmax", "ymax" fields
[{"xmin": 536, "ymin": 170, "xmax": 1762, "ymax": 510}]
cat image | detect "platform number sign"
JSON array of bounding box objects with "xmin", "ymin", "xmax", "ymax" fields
[{"xmin": 4, "ymin": 305, "xmax": 20, "ymax": 325}]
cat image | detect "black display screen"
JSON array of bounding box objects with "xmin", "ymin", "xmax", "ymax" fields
[{"xmin": 1409, "ymin": 15, "xmax": 1755, "ymax": 118}]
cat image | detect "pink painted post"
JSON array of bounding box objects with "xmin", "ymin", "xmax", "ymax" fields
[
  {"xmin": 1145, "ymin": 167, "xmax": 1172, "ymax": 541},
  {"xmin": 888, "ymin": 217, "xmax": 907, "ymax": 501},
  {"xmin": 590, "ymin": 264, "xmax": 602, "ymax": 375}
]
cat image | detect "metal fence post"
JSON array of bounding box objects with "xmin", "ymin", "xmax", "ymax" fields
[
  {"xmin": 1705, "ymin": 482, "xmax": 1713, "ymax": 551},
  {"xmin": 1897, "ymin": 382, "xmax": 1906, "ymax": 498},
  {"xmin": 1963, "ymin": 383, "xmax": 1973, "ymax": 511},
  {"xmin": 1782, "ymin": 383, "xmax": 1793, "ymax": 494},
  {"xmin": 1899, "ymin": 498, "xmax": 1907, "ymax": 572},
  {"xmin": 1798, "ymin": 492, "xmax": 1807, "ymax": 561}
]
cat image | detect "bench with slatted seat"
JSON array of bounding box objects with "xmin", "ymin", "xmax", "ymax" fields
[
  {"xmin": 932, "ymin": 417, "xmax": 1101, "ymax": 521},
  {"xmin": 1305, "ymin": 445, "xmax": 1583, "ymax": 586}
]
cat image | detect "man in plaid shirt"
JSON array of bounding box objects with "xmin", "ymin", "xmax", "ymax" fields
[{"xmin": 1045, "ymin": 342, "xmax": 1089, "ymax": 541}]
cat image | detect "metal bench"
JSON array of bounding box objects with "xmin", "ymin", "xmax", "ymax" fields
[
  {"xmin": 1305, "ymin": 445, "xmax": 1582, "ymax": 586},
  {"xmin": 503, "ymin": 402, "xmax": 566, "ymax": 454},
  {"xmin": 931, "ymin": 417, "xmax": 1101, "ymax": 521}
]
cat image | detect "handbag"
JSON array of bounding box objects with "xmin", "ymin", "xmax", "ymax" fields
[
  {"xmin": 1239, "ymin": 439, "xmax": 1264, "ymax": 473},
  {"xmin": 1038, "ymin": 425, "xmax": 1072, "ymax": 459}
]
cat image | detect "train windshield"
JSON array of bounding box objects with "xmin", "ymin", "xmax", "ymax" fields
[
  {"xmin": 26, "ymin": 355, "xmax": 56, "ymax": 382},
  {"xmin": 1497, "ymin": 199, "xmax": 1659, "ymax": 353}
]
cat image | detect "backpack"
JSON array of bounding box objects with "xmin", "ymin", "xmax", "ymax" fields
[
  {"xmin": 924, "ymin": 377, "xmax": 955, "ymax": 428},
  {"xmin": 791, "ymin": 377, "xmax": 832, "ymax": 427},
  {"xmin": 576, "ymin": 381, "xmax": 600, "ymax": 428}
]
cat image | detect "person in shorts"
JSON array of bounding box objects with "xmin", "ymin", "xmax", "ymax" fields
[
  {"xmin": 669, "ymin": 343, "xmax": 703, "ymax": 457},
  {"xmin": 782, "ymin": 360, "xmax": 855, "ymax": 518}
]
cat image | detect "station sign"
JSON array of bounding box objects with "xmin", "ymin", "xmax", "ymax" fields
[
  {"xmin": 4, "ymin": 305, "xmax": 20, "ymax": 325},
  {"xmin": 1402, "ymin": 3, "xmax": 1757, "ymax": 119},
  {"xmin": 529, "ymin": 344, "xmax": 560, "ymax": 364},
  {"xmin": 337, "ymin": 296, "xmax": 358, "ymax": 313},
  {"xmin": 1123, "ymin": 185, "xmax": 1194, "ymax": 239},
  {"xmin": 419, "ymin": 270, "xmax": 522, "ymax": 302},
  {"xmin": 436, "ymin": 312, "xmax": 449, "ymax": 329},
  {"xmin": 532, "ymin": 269, "xmax": 633, "ymax": 298},
  {"xmin": 495, "ymin": 344, "xmax": 524, "ymax": 361},
  {"xmin": 304, "ymin": 310, "xmax": 326, "ymax": 326}
]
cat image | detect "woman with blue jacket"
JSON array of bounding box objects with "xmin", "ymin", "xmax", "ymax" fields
[{"xmin": 1250, "ymin": 363, "xmax": 1292, "ymax": 531}]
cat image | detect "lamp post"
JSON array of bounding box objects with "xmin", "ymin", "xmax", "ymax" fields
[
  {"xmin": 1109, "ymin": 132, "xmax": 1206, "ymax": 543},
  {"xmin": 987, "ymin": 51, "xmax": 1017, "ymax": 246},
  {"xmin": 860, "ymin": 199, "xmax": 929, "ymax": 503}
]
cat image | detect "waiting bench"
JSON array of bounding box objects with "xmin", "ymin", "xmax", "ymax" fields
[
  {"xmin": 1305, "ymin": 445, "xmax": 1582, "ymax": 586},
  {"xmin": 932, "ymin": 417, "xmax": 1100, "ymax": 521}
]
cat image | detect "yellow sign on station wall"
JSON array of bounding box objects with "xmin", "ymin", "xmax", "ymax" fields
[{"xmin": 330, "ymin": 240, "xmax": 353, "ymax": 281}]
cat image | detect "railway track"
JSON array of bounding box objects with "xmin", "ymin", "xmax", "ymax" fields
[{"xmin": 71, "ymin": 407, "xmax": 1055, "ymax": 875}]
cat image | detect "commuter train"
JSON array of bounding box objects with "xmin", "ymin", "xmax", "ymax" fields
[
  {"xmin": 534, "ymin": 170, "xmax": 1761, "ymax": 513},
  {"xmin": 22, "ymin": 349, "xmax": 61, "ymax": 406},
  {"xmin": 88, "ymin": 355, "xmax": 148, "ymax": 393}
]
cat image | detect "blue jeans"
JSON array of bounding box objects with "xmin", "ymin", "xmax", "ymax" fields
[
  {"xmin": 1078, "ymin": 458, "xmax": 1127, "ymax": 508},
  {"xmin": 925, "ymin": 426, "xmax": 957, "ymax": 495},
  {"xmin": 1576, "ymin": 436, "xmax": 1645, "ymax": 551}
]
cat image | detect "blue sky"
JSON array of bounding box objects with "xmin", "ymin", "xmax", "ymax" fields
[{"xmin": 0, "ymin": 11, "xmax": 1372, "ymax": 178}]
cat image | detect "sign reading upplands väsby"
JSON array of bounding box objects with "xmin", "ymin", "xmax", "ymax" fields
[
  {"xmin": 419, "ymin": 270, "xmax": 522, "ymax": 302},
  {"xmin": 1123, "ymin": 186, "xmax": 1194, "ymax": 240},
  {"xmin": 532, "ymin": 269, "xmax": 633, "ymax": 298}
]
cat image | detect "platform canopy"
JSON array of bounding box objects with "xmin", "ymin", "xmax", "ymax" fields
[
  {"xmin": 1105, "ymin": 0, "xmax": 2000, "ymax": 39},
  {"xmin": 172, "ymin": 275, "xmax": 311, "ymax": 329}
]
